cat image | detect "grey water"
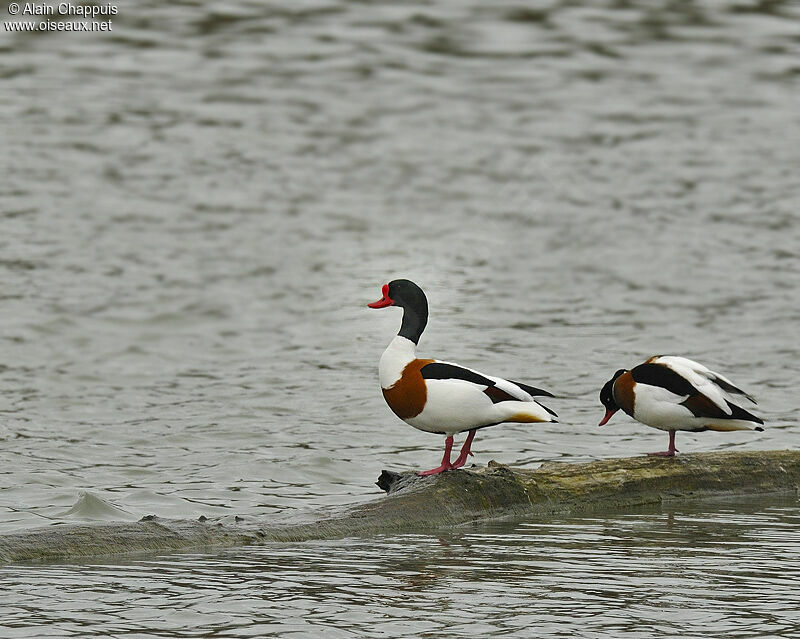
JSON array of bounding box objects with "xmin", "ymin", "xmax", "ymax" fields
[{"xmin": 1, "ymin": 0, "xmax": 799, "ymax": 636}]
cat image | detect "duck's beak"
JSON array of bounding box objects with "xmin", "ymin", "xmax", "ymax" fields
[
  {"xmin": 598, "ymin": 408, "xmax": 618, "ymax": 426},
  {"xmin": 367, "ymin": 284, "xmax": 393, "ymax": 308}
]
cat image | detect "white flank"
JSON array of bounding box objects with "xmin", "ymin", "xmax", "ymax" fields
[{"xmin": 406, "ymin": 377, "xmax": 553, "ymax": 436}]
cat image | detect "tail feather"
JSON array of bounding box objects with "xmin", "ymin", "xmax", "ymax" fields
[
  {"xmin": 506, "ymin": 411, "xmax": 552, "ymax": 424},
  {"xmin": 705, "ymin": 420, "xmax": 764, "ymax": 432},
  {"xmin": 498, "ymin": 400, "xmax": 557, "ymax": 424}
]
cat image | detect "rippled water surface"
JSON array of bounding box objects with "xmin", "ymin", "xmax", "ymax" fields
[
  {"xmin": 4, "ymin": 499, "xmax": 800, "ymax": 638},
  {"xmin": 2, "ymin": 0, "xmax": 800, "ymax": 635}
]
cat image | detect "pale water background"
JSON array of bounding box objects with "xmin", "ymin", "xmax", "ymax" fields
[{"xmin": 1, "ymin": 0, "xmax": 800, "ymax": 636}]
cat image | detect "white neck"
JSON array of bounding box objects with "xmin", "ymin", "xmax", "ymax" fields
[{"xmin": 378, "ymin": 335, "xmax": 417, "ymax": 389}]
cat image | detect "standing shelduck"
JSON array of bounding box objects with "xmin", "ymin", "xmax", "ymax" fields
[
  {"xmin": 599, "ymin": 355, "xmax": 764, "ymax": 456},
  {"xmin": 368, "ymin": 279, "xmax": 557, "ymax": 475}
]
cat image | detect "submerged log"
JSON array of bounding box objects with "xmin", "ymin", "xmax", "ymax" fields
[{"xmin": 1, "ymin": 450, "xmax": 799, "ymax": 564}]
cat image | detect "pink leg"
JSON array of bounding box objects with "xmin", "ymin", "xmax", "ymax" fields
[
  {"xmin": 451, "ymin": 429, "xmax": 477, "ymax": 469},
  {"xmin": 648, "ymin": 430, "xmax": 678, "ymax": 457},
  {"xmin": 418, "ymin": 436, "xmax": 454, "ymax": 476}
]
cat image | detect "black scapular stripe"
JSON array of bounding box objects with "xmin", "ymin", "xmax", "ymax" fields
[
  {"xmin": 420, "ymin": 362, "xmax": 555, "ymax": 407},
  {"xmin": 420, "ymin": 362, "xmax": 494, "ymax": 386},
  {"xmin": 630, "ymin": 363, "xmax": 698, "ymax": 396}
]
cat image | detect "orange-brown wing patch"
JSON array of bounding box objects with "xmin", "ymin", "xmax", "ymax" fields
[
  {"xmin": 612, "ymin": 371, "xmax": 636, "ymax": 417},
  {"xmin": 483, "ymin": 385, "xmax": 518, "ymax": 404},
  {"xmin": 681, "ymin": 394, "xmax": 727, "ymax": 419},
  {"xmin": 382, "ymin": 358, "xmax": 435, "ymax": 420}
]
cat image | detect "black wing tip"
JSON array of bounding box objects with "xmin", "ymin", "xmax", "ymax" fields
[
  {"xmin": 725, "ymin": 400, "xmax": 764, "ymax": 425},
  {"xmin": 511, "ymin": 380, "xmax": 555, "ymax": 398},
  {"xmin": 538, "ymin": 401, "xmax": 558, "ymax": 418},
  {"xmin": 714, "ymin": 376, "xmax": 759, "ymax": 405},
  {"xmin": 754, "ymin": 426, "xmax": 765, "ymax": 432}
]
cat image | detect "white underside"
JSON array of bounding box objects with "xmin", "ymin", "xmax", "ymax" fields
[{"xmin": 631, "ymin": 383, "xmax": 756, "ymax": 432}]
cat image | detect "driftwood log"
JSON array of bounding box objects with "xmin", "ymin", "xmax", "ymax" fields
[{"xmin": 1, "ymin": 450, "xmax": 799, "ymax": 564}]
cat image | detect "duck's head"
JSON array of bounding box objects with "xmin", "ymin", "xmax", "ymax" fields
[
  {"xmin": 368, "ymin": 279, "xmax": 428, "ymax": 344},
  {"xmin": 368, "ymin": 279, "xmax": 426, "ymax": 311},
  {"xmin": 598, "ymin": 369, "xmax": 627, "ymax": 426}
]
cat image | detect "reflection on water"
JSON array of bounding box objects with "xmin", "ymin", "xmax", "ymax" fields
[
  {"xmin": 1, "ymin": 0, "xmax": 800, "ymax": 634},
  {"xmin": 3, "ymin": 499, "xmax": 800, "ymax": 637}
]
